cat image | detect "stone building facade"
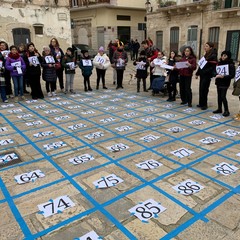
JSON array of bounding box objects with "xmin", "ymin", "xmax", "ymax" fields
[
  {"xmin": 69, "ymin": 0, "xmax": 147, "ymax": 50},
  {"xmin": 146, "ymin": 0, "xmax": 240, "ymax": 61},
  {"xmin": 0, "ymin": 0, "xmax": 72, "ymax": 51}
]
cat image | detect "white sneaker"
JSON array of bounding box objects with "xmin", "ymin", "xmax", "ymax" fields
[
  {"xmin": 52, "ymin": 91, "xmax": 57, "ymax": 96},
  {"xmin": 4, "ymin": 99, "xmax": 8, "ymax": 103},
  {"xmin": 14, "ymin": 97, "xmax": 18, "ymax": 103},
  {"xmin": 21, "ymin": 96, "xmax": 25, "ymax": 101},
  {"xmin": 47, "ymin": 92, "xmax": 52, "ymax": 97}
]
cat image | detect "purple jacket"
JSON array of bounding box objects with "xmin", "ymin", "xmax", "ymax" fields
[{"xmin": 5, "ymin": 56, "xmax": 26, "ymax": 77}]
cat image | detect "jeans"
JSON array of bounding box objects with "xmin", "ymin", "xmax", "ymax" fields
[
  {"xmin": 0, "ymin": 86, "xmax": 7, "ymax": 101},
  {"xmin": 65, "ymin": 74, "xmax": 75, "ymax": 91},
  {"xmin": 12, "ymin": 75, "xmax": 23, "ymax": 97}
]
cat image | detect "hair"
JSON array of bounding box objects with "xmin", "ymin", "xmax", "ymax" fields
[
  {"xmin": 169, "ymin": 50, "xmax": 177, "ymax": 59},
  {"xmin": 205, "ymin": 42, "xmax": 214, "ymax": 49},
  {"xmin": 182, "ymin": 46, "xmax": 196, "ymax": 58},
  {"xmin": 0, "ymin": 41, "xmax": 9, "ymax": 50},
  {"xmin": 158, "ymin": 51, "xmax": 165, "ymax": 56},
  {"xmin": 10, "ymin": 45, "xmax": 18, "ymax": 51},
  {"xmin": 141, "ymin": 40, "xmax": 148, "ymax": 45},
  {"xmin": 43, "ymin": 46, "xmax": 50, "ymax": 51},
  {"xmin": 49, "ymin": 38, "xmax": 60, "ymax": 48}
]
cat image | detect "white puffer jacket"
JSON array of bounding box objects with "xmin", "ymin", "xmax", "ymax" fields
[
  {"xmin": 93, "ymin": 53, "xmax": 111, "ymax": 70},
  {"xmin": 150, "ymin": 56, "xmax": 167, "ymax": 77}
]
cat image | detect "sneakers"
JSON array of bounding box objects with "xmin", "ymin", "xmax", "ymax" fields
[
  {"xmin": 47, "ymin": 92, "xmax": 52, "ymax": 97},
  {"xmin": 14, "ymin": 97, "xmax": 18, "ymax": 103},
  {"xmin": 70, "ymin": 90, "xmax": 76, "ymax": 94},
  {"xmin": 3, "ymin": 99, "xmax": 8, "ymax": 103},
  {"xmin": 52, "ymin": 91, "xmax": 57, "ymax": 96},
  {"xmin": 103, "ymin": 86, "xmax": 108, "ymax": 89},
  {"xmin": 61, "ymin": 89, "xmax": 65, "ymax": 93},
  {"xmin": 21, "ymin": 96, "xmax": 25, "ymax": 101}
]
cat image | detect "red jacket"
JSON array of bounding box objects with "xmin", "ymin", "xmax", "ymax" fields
[{"xmin": 178, "ymin": 55, "xmax": 196, "ymax": 77}]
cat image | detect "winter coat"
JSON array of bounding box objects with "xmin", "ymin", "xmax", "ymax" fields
[
  {"xmin": 62, "ymin": 54, "xmax": 76, "ymax": 74},
  {"xmin": 150, "ymin": 56, "xmax": 168, "ymax": 77},
  {"xmin": 50, "ymin": 46, "xmax": 64, "ymax": 70},
  {"xmin": 78, "ymin": 57, "xmax": 93, "ymax": 77},
  {"xmin": 196, "ymin": 48, "xmax": 218, "ymax": 78},
  {"xmin": 5, "ymin": 53, "xmax": 26, "ymax": 77},
  {"xmin": 112, "ymin": 49, "xmax": 128, "ymax": 70},
  {"xmin": 26, "ymin": 51, "xmax": 42, "ymax": 77},
  {"xmin": 41, "ymin": 54, "xmax": 57, "ymax": 82},
  {"xmin": 178, "ymin": 55, "xmax": 197, "ymax": 77},
  {"xmin": 93, "ymin": 53, "xmax": 111, "ymax": 70},
  {"xmin": 167, "ymin": 58, "xmax": 179, "ymax": 83},
  {"xmin": 215, "ymin": 59, "xmax": 235, "ymax": 88},
  {"xmin": 133, "ymin": 56, "xmax": 149, "ymax": 79}
]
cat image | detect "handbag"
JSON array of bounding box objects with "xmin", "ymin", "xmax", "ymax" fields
[{"xmin": 55, "ymin": 61, "xmax": 61, "ymax": 70}]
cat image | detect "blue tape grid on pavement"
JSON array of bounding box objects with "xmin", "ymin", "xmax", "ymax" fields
[{"xmin": 0, "ymin": 90, "xmax": 239, "ymax": 239}]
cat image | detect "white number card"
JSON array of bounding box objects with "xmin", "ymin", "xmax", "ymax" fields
[
  {"xmin": 140, "ymin": 134, "xmax": 159, "ymax": 142},
  {"xmin": 212, "ymin": 162, "xmax": 238, "ymax": 175},
  {"xmin": 68, "ymin": 123, "xmax": 87, "ymax": 130},
  {"xmin": 96, "ymin": 56, "xmax": 105, "ymax": 64},
  {"xmin": 141, "ymin": 117, "xmax": 157, "ymax": 123},
  {"xmin": 210, "ymin": 114, "xmax": 224, "ymax": 120},
  {"xmin": 0, "ymin": 127, "xmax": 8, "ymax": 132},
  {"xmin": 106, "ymin": 143, "xmax": 129, "ymax": 152},
  {"xmin": 33, "ymin": 131, "xmax": 54, "ymax": 138},
  {"xmin": 198, "ymin": 56, "xmax": 207, "ymax": 69},
  {"xmin": 115, "ymin": 126, "xmax": 133, "ymax": 132},
  {"xmin": 176, "ymin": 61, "xmax": 188, "ymax": 69},
  {"xmin": 128, "ymin": 199, "xmax": 166, "ymax": 222},
  {"xmin": 26, "ymin": 121, "xmax": 43, "ymax": 126},
  {"xmin": 82, "ymin": 59, "xmax": 92, "ymax": 66},
  {"xmin": 171, "ymin": 148, "xmax": 194, "ymax": 158},
  {"xmin": 43, "ymin": 141, "xmax": 67, "ymax": 150},
  {"xmin": 199, "ymin": 137, "xmax": 221, "ymax": 145},
  {"xmin": 8, "ymin": 108, "xmax": 22, "ymax": 113},
  {"xmin": 45, "ymin": 56, "xmax": 55, "ymax": 64},
  {"xmin": 216, "ymin": 64, "xmax": 229, "ymax": 76},
  {"xmin": 136, "ymin": 61, "xmax": 146, "ymax": 70},
  {"xmin": 54, "ymin": 116, "xmax": 70, "ymax": 121},
  {"xmin": 28, "ymin": 56, "xmax": 39, "ymax": 66},
  {"xmin": 93, "ymin": 174, "xmax": 123, "ymax": 188},
  {"xmin": 0, "ymin": 153, "xmax": 18, "ymax": 164},
  {"xmin": 173, "ymin": 179, "xmax": 204, "ymax": 195},
  {"xmin": 38, "ymin": 195, "xmax": 75, "ymax": 218},
  {"xmin": 76, "ymin": 230, "xmax": 102, "ymax": 240},
  {"xmin": 222, "ymin": 129, "xmax": 240, "ymax": 137},
  {"xmin": 69, "ymin": 154, "xmax": 94, "ymax": 165},
  {"xmin": 14, "ymin": 169, "xmax": 45, "ymax": 184},
  {"xmin": 84, "ymin": 132, "xmax": 104, "ymax": 140},
  {"xmin": 66, "ymin": 62, "xmax": 75, "ymax": 69},
  {"xmin": 100, "ymin": 117, "xmax": 116, "ymax": 123},
  {"xmin": 136, "ymin": 160, "xmax": 162, "ymax": 170},
  {"xmin": 189, "ymin": 120, "xmax": 206, "ymax": 126},
  {"xmin": 0, "ymin": 139, "xmax": 13, "ymax": 145},
  {"xmin": 162, "ymin": 113, "xmax": 176, "ymax": 119},
  {"xmin": 235, "ymin": 66, "xmax": 240, "ymax": 81},
  {"xmin": 167, "ymin": 127, "xmax": 185, "ymax": 133}
]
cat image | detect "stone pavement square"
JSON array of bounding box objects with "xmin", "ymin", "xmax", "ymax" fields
[{"xmin": 0, "ymin": 64, "xmax": 239, "ymax": 240}]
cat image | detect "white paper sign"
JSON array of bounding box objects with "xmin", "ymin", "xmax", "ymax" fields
[
  {"xmin": 222, "ymin": 129, "xmax": 240, "ymax": 137},
  {"xmin": 176, "ymin": 61, "xmax": 188, "ymax": 69},
  {"xmin": 189, "ymin": 120, "xmax": 206, "ymax": 126},
  {"xmin": 76, "ymin": 230, "xmax": 102, "ymax": 240},
  {"xmin": 183, "ymin": 108, "xmax": 196, "ymax": 113},
  {"xmin": 128, "ymin": 199, "xmax": 166, "ymax": 222},
  {"xmin": 43, "ymin": 141, "xmax": 67, "ymax": 150},
  {"xmin": 68, "ymin": 105, "xmax": 81, "ymax": 109},
  {"xmin": 216, "ymin": 64, "xmax": 229, "ymax": 76},
  {"xmin": 199, "ymin": 137, "xmax": 221, "ymax": 145},
  {"xmin": 173, "ymin": 179, "xmax": 204, "ymax": 195},
  {"xmin": 0, "ymin": 153, "xmax": 18, "ymax": 164},
  {"xmin": 66, "ymin": 62, "xmax": 75, "ymax": 70},
  {"xmin": 144, "ymin": 108, "xmax": 156, "ymax": 112},
  {"xmin": 14, "ymin": 169, "xmax": 45, "ymax": 184},
  {"xmin": 45, "ymin": 56, "xmax": 55, "ymax": 64},
  {"xmin": 26, "ymin": 121, "xmax": 43, "ymax": 126},
  {"xmin": 54, "ymin": 116, "xmax": 70, "ymax": 121},
  {"xmin": 123, "ymin": 112, "xmax": 137, "ymax": 117},
  {"xmin": 8, "ymin": 108, "xmax": 22, "ymax": 113},
  {"xmin": 141, "ymin": 117, "xmax": 157, "ymax": 123},
  {"xmin": 69, "ymin": 154, "xmax": 94, "ymax": 165},
  {"xmin": 28, "ymin": 56, "xmax": 40, "ymax": 66},
  {"xmin": 198, "ymin": 56, "xmax": 207, "ymax": 69},
  {"xmin": 140, "ymin": 134, "xmax": 160, "ymax": 142},
  {"xmin": 153, "ymin": 58, "xmax": 163, "ymax": 66},
  {"xmin": 104, "ymin": 106, "xmax": 117, "ymax": 111},
  {"xmin": 34, "ymin": 105, "xmax": 47, "ymax": 109},
  {"xmin": 84, "ymin": 132, "xmax": 104, "ymax": 140},
  {"xmin": 44, "ymin": 109, "xmax": 58, "ymax": 114},
  {"xmin": 0, "ymin": 139, "xmax": 13, "ymax": 145},
  {"xmin": 0, "ymin": 127, "xmax": 8, "ymax": 132},
  {"xmin": 100, "ymin": 117, "xmax": 116, "ymax": 123},
  {"xmin": 58, "ymin": 101, "xmax": 70, "ymax": 106},
  {"xmin": 115, "ymin": 126, "xmax": 133, "ymax": 132},
  {"xmin": 17, "ymin": 114, "xmax": 33, "ymax": 119},
  {"xmin": 212, "ymin": 162, "xmax": 238, "ymax": 175},
  {"xmin": 210, "ymin": 114, "xmax": 224, "ymax": 120},
  {"xmin": 136, "ymin": 61, "xmax": 146, "ymax": 70},
  {"xmin": 82, "ymin": 59, "xmax": 92, "ymax": 66},
  {"xmin": 1, "ymin": 50, "xmax": 10, "ymax": 58},
  {"xmin": 49, "ymin": 97, "xmax": 61, "ymax": 101},
  {"xmin": 81, "ymin": 110, "xmax": 95, "ymax": 115},
  {"xmin": 26, "ymin": 100, "xmax": 38, "ymax": 103},
  {"xmin": 136, "ymin": 159, "xmax": 162, "ymax": 170},
  {"xmin": 1, "ymin": 104, "xmax": 15, "ymax": 108},
  {"xmin": 33, "ymin": 131, "xmax": 54, "ymax": 138},
  {"xmin": 106, "ymin": 143, "xmax": 129, "ymax": 152},
  {"xmin": 38, "ymin": 195, "xmax": 75, "ymax": 218},
  {"xmin": 11, "ymin": 61, "xmax": 21, "ymax": 68},
  {"xmin": 162, "ymin": 113, "xmax": 176, "ymax": 119},
  {"xmin": 171, "ymin": 148, "xmax": 194, "ymax": 158},
  {"xmin": 168, "ymin": 127, "xmax": 185, "ymax": 133},
  {"xmin": 235, "ymin": 66, "xmax": 240, "ymax": 82},
  {"xmin": 161, "ymin": 63, "xmax": 174, "ymax": 70},
  {"xmin": 95, "ymin": 56, "xmax": 105, "ymax": 64},
  {"xmin": 93, "ymin": 174, "xmax": 123, "ymax": 188},
  {"xmin": 68, "ymin": 123, "xmax": 87, "ymax": 130}
]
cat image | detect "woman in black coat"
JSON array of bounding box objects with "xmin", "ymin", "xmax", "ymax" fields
[
  {"xmin": 196, "ymin": 42, "xmax": 218, "ymax": 110},
  {"xmin": 213, "ymin": 50, "xmax": 235, "ymax": 117}
]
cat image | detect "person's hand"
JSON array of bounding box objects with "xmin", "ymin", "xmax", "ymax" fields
[{"xmin": 216, "ymin": 74, "xmax": 224, "ymax": 78}]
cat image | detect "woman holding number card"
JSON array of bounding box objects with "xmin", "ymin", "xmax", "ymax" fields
[
  {"xmin": 78, "ymin": 49, "xmax": 93, "ymax": 92},
  {"xmin": 178, "ymin": 46, "xmax": 197, "ymax": 107},
  {"xmin": 232, "ymin": 62, "xmax": 240, "ymax": 120},
  {"xmin": 195, "ymin": 42, "xmax": 218, "ymax": 110},
  {"xmin": 213, "ymin": 51, "xmax": 235, "ymax": 117},
  {"xmin": 5, "ymin": 45, "xmax": 26, "ymax": 102},
  {"xmin": 93, "ymin": 46, "xmax": 110, "ymax": 90},
  {"xmin": 41, "ymin": 46, "xmax": 57, "ymax": 97},
  {"xmin": 62, "ymin": 47, "xmax": 76, "ymax": 94},
  {"xmin": 26, "ymin": 42, "xmax": 44, "ymax": 99}
]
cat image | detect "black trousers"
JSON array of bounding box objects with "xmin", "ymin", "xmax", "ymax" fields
[
  {"xmin": 137, "ymin": 78, "xmax": 147, "ymax": 91},
  {"xmin": 199, "ymin": 76, "xmax": 211, "ymax": 107},
  {"xmin": 83, "ymin": 76, "xmax": 91, "ymax": 89},
  {"xmin": 116, "ymin": 69, "xmax": 124, "ymax": 87},
  {"xmin": 96, "ymin": 68, "xmax": 106, "ymax": 86},
  {"xmin": 167, "ymin": 77, "xmax": 178, "ymax": 99},
  {"xmin": 46, "ymin": 81, "xmax": 56, "ymax": 92},
  {"xmin": 29, "ymin": 74, "xmax": 44, "ymax": 99},
  {"xmin": 216, "ymin": 86, "xmax": 229, "ymax": 111},
  {"xmin": 56, "ymin": 68, "xmax": 64, "ymax": 90},
  {"xmin": 4, "ymin": 70, "xmax": 13, "ymax": 95},
  {"xmin": 179, "ymin": 75, "xmax": 192, "ymax": 104}
]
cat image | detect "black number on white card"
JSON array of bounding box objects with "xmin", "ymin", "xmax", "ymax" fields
[
  {"xmin": 57, "ymin": 198, "xmax": 70, "ymax": 209},
  {"xmin": 178, "ymin": 181, "xmax": 200, "ymax": 195},
  {"xmin": 216, "ymin": 163, "xmax": 235, "ymax": 174}
]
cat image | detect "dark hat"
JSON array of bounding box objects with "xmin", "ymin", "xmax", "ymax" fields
[
  {"xmin": 81, "ymin": 49, "xmax": 88, "ymax": 54},
  {"xmin": 27, "ymin": 42, "xmax": 35, "ymax": 49},
  {"xmin": 221, "ymin": 50, "xmax": 231, "ymax": 59},
  {"xmin": 140, "ymin": 50, "xmax": 146, "ymax": 56},
  {"xmin": 67, "ymin": 47, "xmax": 74, "ymax": 54}
]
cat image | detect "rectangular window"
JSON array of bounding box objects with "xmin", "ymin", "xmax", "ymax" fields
[
  {"xmin": 72, "ymin": 0, "xmax": 78, "ymax": 7},
  {"xmin": 170, "ymin": 27, "xmax": 179, "ymax": 52},
  {"xmin": 156, "ymin": 31, "xmax": 163, "ymax": 51},
  {"xmin": 34, "ymin": 26, "xmax": 43, "ymax": 35},
  {"xmin": 208, "ymin": 27, "xmax": 220, "ymax": 50},
  {"xmin": 117, "ymin": 15, "xmax": 131, "ymax": 21}
]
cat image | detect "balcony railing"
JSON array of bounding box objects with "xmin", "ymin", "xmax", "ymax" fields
[
  {"xmin": 213, "ymin": 0, "xmax": 240, "ymax": 10},
  {"xmin": 158, "ymin": 0, "xmax": 177, "ymax": 8},
  {"xmin": 70, "ymin": 0, "xmax": 110, "ymax": 8}
]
